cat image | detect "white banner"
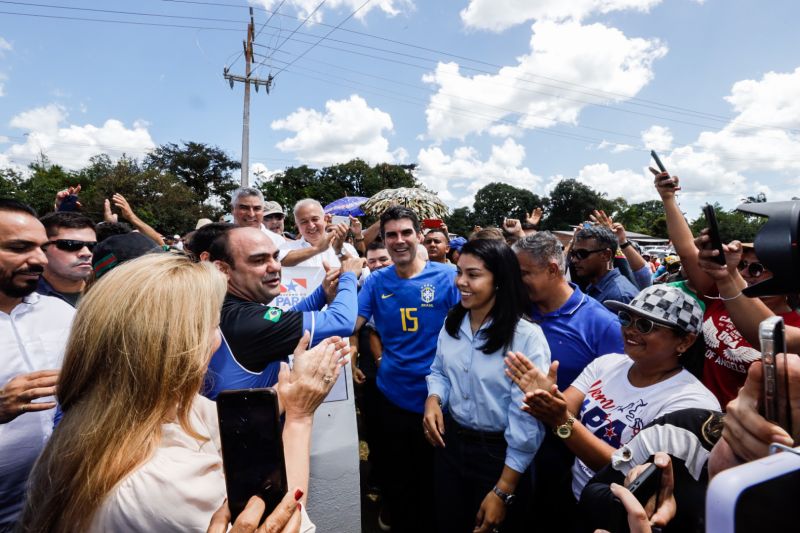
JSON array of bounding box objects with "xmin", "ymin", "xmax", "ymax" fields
[{"xmin": 277, "ymin": 266, "xmax": 361, "ymax": 533}]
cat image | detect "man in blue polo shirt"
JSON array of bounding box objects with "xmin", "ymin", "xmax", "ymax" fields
[
  {"xmin": 356, "ymin": 206, "xmax": 459, "ymax": 533},
  {"xmin": 513, "ymin": 231, "xmax": 623, "ymax": 530},
  {"xmin": 571, "ymin": 225, "xmax": 639, "ymax": 305}
]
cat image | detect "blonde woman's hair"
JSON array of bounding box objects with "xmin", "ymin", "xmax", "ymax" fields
[{"xmin": 20, "ymin": 254, "xmax": 227, "ymax": 532}]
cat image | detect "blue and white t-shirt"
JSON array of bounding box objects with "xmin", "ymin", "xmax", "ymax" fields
[{"xmin": 569, "ymin": 354, "xmax": 719, "ymax": 499}]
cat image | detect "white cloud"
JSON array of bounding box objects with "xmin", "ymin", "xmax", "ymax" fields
[
  {"xmin": 252, "ymin": 0, "xmax": 412, "ymax": 22},
  {"xmin": 597, "ymin": 140, "xmax": 633, "ymax": 153},
  {"xmin": 415, "ymin": 138, "xmax": 541, "ymax": 206},
  {"xmin": 691, "ymin": 68, "xmax": 800, "ymax": 173},
  {"xmin": 460, "ymin": 0, "xmax": 662, "ymax": 32},
  {"xmin": 4, "ymin": 104, "xmax": 156, "ymax": 170},
  {"xmin": 271, "ymin": 94, "xmax": 407, "ymax": 165},
  {"xmin": 641, "ymin": 125, "xmax": 673, "ymax": 152},
  {"xmin": 546, "ymin": 163, "xmax": 658, "ymax": 203},
  {"xmin": 423, "ymin": 19, "xmax": 667, "ymax": 141},
  {"xmin": 251, "ymin": 162, "xmax": 281, "ymax": 183}
]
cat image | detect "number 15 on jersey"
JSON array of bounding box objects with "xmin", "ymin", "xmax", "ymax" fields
[{"xmin": 400, "ymin": 308, "xmax": 418, "ymax": 332}]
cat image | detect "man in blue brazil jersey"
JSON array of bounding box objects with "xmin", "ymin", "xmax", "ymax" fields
[{"xmin": 356, "ymin": 206, "xmax": 459, "ymax": 533}]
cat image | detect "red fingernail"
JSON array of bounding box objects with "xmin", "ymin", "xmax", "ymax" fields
[
  {"xmin": 294, "ymin": 489, "xmax": 304, "ymax": 501},
  {"xmin": 297, "ymin": 502, "xmax": 302, "ymax": 511}
]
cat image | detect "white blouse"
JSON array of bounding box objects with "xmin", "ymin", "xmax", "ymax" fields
[{"xmin": 89, "ymin": 395, "xmax": 315, "ymax": 532}]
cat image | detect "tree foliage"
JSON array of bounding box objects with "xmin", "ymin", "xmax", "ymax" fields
[
  {"xmin": 471, "ymin": 182, "xmax": 544, "ymax": 227},
  {"xmin": 689, "ymin": 203, "xmax": 765, "ymax": 243},
  {"xmin": 541, "ymin": 179, "xmax": 612, "ymax": 230},
  {"xmin": 259, "ymin": 159, "xmax": 419, "ymax": 227},
  {"xmin": 445, "ymin": 206, "xmax": 475, "ymax": 237},
  {"xmin": 144, "ymin": 141, "xmax": 240, "ymax": 207},
  {"xmin": 614, "ymin": 200, "xmax": 668, "ymax": 238}
]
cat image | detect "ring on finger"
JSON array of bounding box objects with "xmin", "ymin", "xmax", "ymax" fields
[
  {"xmin": 19, "ymin": 404, "xmax": 26, "ymax": 414},
  {"xmin": 322, "ymin": 375, "xmax": 333, "ymax": 384}
]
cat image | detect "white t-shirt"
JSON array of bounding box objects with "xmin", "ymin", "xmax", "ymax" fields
[
  {"xmin": 90, "ymin": 395, "xmax": 315, "ymax": 532},
  {"xmin": 0, "ymin": 293, "xmax": 74, "ymax": 526},
  {"xmin": 569, "ymin": 354, "xmax": 720, "ymax": 499},
  {"xmin": 260, "ymin": 224, "xmax": 286, "ymax": 247},
  {"xmin": 279, "ymin": 237, "xmax": 358, "ymax": 269}
]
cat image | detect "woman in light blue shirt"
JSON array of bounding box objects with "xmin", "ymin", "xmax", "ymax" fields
[{"xmin": 424, "ymin": 238, "xmax": 551, "ymax": 533}]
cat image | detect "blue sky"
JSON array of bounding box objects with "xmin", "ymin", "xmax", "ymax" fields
[{"xmin": 1, "ymin": 0, "xmax": 798, "ymax": 220}]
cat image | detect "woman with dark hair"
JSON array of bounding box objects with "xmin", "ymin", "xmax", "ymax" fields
[{"xmin": 424, "ymin": 239, "xmax": 551, "ymax": 533}]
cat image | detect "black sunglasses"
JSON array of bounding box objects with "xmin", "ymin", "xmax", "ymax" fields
[
  {"xmin": 618, "ymin": 310, "xmax": 673, "ymax": 334},
  {"xmin": 738, "ymin": 259, "xmax": 765, "ymax": 278},
  {"xmin": 45, "ymin": 239, "xmax": 97, "ymax": 252},
  {"xmin": 570, "ymin": 248, "xmax": 608, "ymax": 260}
]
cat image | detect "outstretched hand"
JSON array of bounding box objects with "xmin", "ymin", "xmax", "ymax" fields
[
  {"xmin": 505, "ymin": 352, "xmax": 559, "ymax": 395},
  {"xmin": 277, "ymin": 332, "xmax": 349, "ymax": 420}
]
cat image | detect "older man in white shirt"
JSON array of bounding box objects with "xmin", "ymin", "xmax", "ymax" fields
[
  {"xmin": 279, "ymin": 199, "xmax": 358, "ymax": 268},
  {"xmin": 0, "ymin": 199, "xmax": 75, "ymax": 530},
  {"xmin": 230, "ymin": 186, "xmax": 285, "ymax": 248}
]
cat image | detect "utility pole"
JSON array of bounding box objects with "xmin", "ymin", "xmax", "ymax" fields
[{"xmin": 224, "ymin": 7, "xmax": 273, "ymax": 187}]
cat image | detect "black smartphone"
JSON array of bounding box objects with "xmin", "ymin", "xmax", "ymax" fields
[
  {"xmin": 759, "ymin": 316, "xmax": 792, "ymax": 436},
  {"xmin": 217, "ymin": 388, "xmax": 287, "ymax": 522},
  {"xmin": 628, "ymin": 463, "xmax": 662, "ymax": 507},
  {"xmin": 650, "ymin": 150, "xmax": 668, "ymax": 174},
  {"xmin": 702, "ymin": 204, "xmax": 728, "ymax": 266}
]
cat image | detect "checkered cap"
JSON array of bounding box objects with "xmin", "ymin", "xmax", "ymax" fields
[{"xmin": 605, "ymin": 285, "xmax": 704, "ymax": 334}]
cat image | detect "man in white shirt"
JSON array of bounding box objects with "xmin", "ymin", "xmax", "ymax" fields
[
  {"xmin": 279, "ymin": 199, "xmax": 355, "ymax": 268},
  {"xmin": 0, "ymin": 199, "xmax": 75, "ymax": 529},
  {"xmin": 230, "ymin": 187, "xmax": 285, "ymax": 248}
]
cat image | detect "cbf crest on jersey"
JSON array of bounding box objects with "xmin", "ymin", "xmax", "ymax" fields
[{"xmin": 421, "ymin": 283, "xmax": 436, "ymax": 307}]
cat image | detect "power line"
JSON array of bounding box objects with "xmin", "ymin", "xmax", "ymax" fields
[
  {"xmin": 5, "ymin": 0, "xmax": 795, "ymax": 134},
  {"xmin": 272, "ymin": 0, "xmax": 372, "ymax": 78}
]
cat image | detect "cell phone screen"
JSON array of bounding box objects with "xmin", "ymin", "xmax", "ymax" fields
[
  {"xmin": 217, "ymin": 388, "xmax": 287, "ymax": 521},
  {"xmin": 331, "ymin": 215, "xmax": 351, "ymax": 227},
  {"xmin": 702, "ymin": 204, "xmax": 728, "ymax": 266}
]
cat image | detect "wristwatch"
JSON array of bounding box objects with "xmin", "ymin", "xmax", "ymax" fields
[
  {"xmin": 492, "ymin": 485, "xmax": 515, "ymax": 506},
  {"xmin": 553, "ymin": 415, "xmax": 576, "ymax": 439},
  {"xmin": 620, "ymin": 240, "xmax": 632, "ymax": 249}
]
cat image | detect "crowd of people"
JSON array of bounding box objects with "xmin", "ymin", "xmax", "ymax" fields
[{"xmin": 1, "ymin": 166, "xmax": 798, "ymax": 533}]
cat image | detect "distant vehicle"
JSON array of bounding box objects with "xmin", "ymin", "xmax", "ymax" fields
[{"xmin": 642, "ymin": 246, "xmax": 671, "ymax": 259}]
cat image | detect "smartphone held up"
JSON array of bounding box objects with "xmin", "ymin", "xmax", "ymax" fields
[
  {"xmin": 217, "ymin": 388, "xmax": 287, "ymax": 522},
  {"xmin": 650, "ymin": 150, "xmax": 681, "ymax": 191}
]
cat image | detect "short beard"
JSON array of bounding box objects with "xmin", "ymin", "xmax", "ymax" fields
[{"xmin": 0, "ymin": 277, "xmax": 39, "ymax": 298}]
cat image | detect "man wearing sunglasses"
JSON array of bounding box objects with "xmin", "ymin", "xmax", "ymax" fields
[
  {"xmin": 36, "ymin": 212, "xmax": 96, "ymax": 308},
  {"xmin": 571, "ymin": 225, "xmax": 639, "ymax": 306}
]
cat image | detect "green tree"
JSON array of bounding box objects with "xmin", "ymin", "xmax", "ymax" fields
[
  {"xmin": 542, "ymin": 179, "xmax": 611, "ymax": 230},
  {"xmin": 0, "ymin": 168, "xmax": 25, "ymax": 200},
  {"xmin": 471, "ymin": 182, "xmax": 543, "ymax": 227},
  {"xmin": 260, "ymin": 160, "xmax": 420, "ymax": 229},
  {"xmin": 14, "ymin": 157, "xmax": 75, "ymax": 216},
  {"xmin": 689, "ymin": 203, "xmax": 765, "ymax": 243},
  {"xmin": 445, "ymin": 206, "xmax": 475, "ymax": 237},
  {"xmin": 79, "ymin": 156, "xmax": 207, "ymax": 234},
  {"xmin": 614, "ymin": 200, "xmax": 668, "ymax": 238},
  {"xmin": 144, "ymin": 141, "xmax": 240, "ymax": 208}
]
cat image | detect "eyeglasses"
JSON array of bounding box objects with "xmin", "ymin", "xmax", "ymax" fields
[
  {"xmin": 618, "ymin": 310, "xmax": 673, "ymax": 334},
  {"xmin": 570, "ymin": 248, "xmax": 608, "ymax": 260},
  {"xmin": 264, "ymin": 214, "xmax": 284, "ymax": 220},
  {"xmin": 738, "ymin": 259, "xmax": 766, "ymax": 278},
  {"xmin": 45, "ymin": 239, "xmax": 97, "ymax": 252}
]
